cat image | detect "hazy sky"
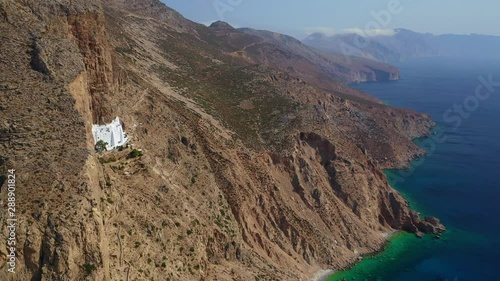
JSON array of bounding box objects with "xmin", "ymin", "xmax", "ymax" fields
[{"xmin": 161, "ymin": 0, "xmax": 500, "ymax": 39}]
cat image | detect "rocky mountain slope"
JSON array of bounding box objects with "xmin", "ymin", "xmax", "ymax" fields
[
  {"xmin": 238, "ymin": 27, "xmax": 400, "ymax": 83},
  {"xmin": 303, "ymin": 28, "xmax": 500, "ymax": 63},
  {"xmin": 0, "ymin": 0, "xmax": 443, "ymax": 280}
]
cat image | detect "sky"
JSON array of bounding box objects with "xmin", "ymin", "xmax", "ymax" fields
[{"xmin": 161, "ymin": 0, "xmax": 500, "ymax": 39}]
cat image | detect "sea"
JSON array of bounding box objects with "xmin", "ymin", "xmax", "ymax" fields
[{"xmin": 327, "ymin": 57, "xmax": 500, "ymax": 281}]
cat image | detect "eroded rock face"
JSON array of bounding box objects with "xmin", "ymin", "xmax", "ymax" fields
[{"xmin": 0, "ymin": 0, "xmax": 443, "ymax": 280}]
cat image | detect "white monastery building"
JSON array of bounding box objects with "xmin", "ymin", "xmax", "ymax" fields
[{"xmin": 92, "ymin": 117, "xmax": 128, "ymax": 150}]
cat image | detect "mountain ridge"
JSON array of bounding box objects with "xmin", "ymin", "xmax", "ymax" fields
[
  {"xmin": 237, "ymin": 26, "xmax": 401, "ymax": 84},
  {"xmin": 303, "ymin": 28, "xmax": 500, "ymax": 63}
]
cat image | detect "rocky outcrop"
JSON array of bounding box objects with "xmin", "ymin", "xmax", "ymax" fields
[
  {"xmin": 209, "ymin": 21, "xmax": 236, "ymax": 31},
  {"xmin": 67, "ymin": 11, "xmax": 115, "ymax": 123}
]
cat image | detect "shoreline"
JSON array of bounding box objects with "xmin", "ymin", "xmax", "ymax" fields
[
  {"xmin": 313, "ymin": 128, "xmax": 437, "ymax": 280},
  {"xmin": 319, "ymin": 147, "xmax": 444, "ymax": 280},
  {"xmin": 311, "ymin": 231, "xmax": 398, "ymax": 281},
  {"xmin": 311, "ymin": 269, "xmax": 335, "ymax": 281},
  {"xmin": 311, "ymin": 76, "xmax": 440, "ymax": 281},
  {"xmin": 321, "ymin": 232, "xmax": 426, "ymax": 280}
]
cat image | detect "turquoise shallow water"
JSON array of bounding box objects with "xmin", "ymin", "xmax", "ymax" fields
[{"xmin": 328, "ymin": 58, "xmax": 500, "ymax": 281}]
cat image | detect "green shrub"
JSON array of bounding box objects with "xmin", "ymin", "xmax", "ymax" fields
[
  {"xmin": 82, "ymin": 264, "xmax": 97, "ymax": 275},
  {"xmin": 98, "ymin": 157, "xmax": 116, "ymax": 164},
  {"xmin": 127, "ymin": 149, "xmax": 143, "ymax": 159},
  {"xmin": 95, "ymin": 140, "xmax": 108, "ymax": 153}
]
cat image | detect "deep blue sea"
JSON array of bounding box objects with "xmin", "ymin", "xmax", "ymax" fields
[{"xmin": 329, "ymin": 58, "xmax": 500, "ymax": 281}]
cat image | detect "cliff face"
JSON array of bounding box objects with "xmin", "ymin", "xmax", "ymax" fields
[
  {"xmin": 0, "ymin": 1, "xmax": 119, "ymax": 280},
  {"xmin": 0, "ymin": 1, "xmax": 443, "ymax": 281}
]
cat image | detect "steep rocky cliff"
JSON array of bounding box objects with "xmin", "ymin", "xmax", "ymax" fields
[{"xmin": 0, "ymin": 0, "xmax": 443, "ymax": 280}]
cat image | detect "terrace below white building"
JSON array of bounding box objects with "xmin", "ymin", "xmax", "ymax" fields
[{"xmin": 92, "ymin": 117, "xmax": 128, "ymax": 150}]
